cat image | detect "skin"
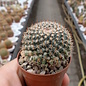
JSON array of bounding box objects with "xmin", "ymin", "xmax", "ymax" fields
[{"xmin": 0, "ymin": 59, "xmax": 69, "ymax": 86}]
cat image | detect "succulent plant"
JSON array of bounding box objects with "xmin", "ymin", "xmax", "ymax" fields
[
  {"xmin": 2, "ymin": 22, "xmax": 9, "ymax": 27},
  {"xmin": 0, "ymin": 48, "xmax": 9, "ymax": 59},
  {"xmin": 75, "ymin": 8, "xmax": 79, "ymax": 18},
  {"xmin": 19, "ymin": 21, "xmax": 72, "ymax": 75},
  {"xmin": 18, "ymin": 13, "xmax": 22, "ymax": 18},
  {"xmin": 7, "ymin": 10, "xmax": 11, "ymax": 14},
  {"xmin": 77, "ymin": 0, "xmax": 81, "ymax": 5},
  {"xmin": 3, "ymin": 12, "xmax": 8, "ymax": 17},
  {"xmin": 78, "ymin": 16, "xmax": 83, "ymax": 24},
  {"xmin": 71, "ymin": 1, "xmax": 77, "ymax": 12},
  {"xmin": 6, "ymin": 7, "xmax": 11, "ymax": 11},
  {"xmin": 11, "ymin": 12, "xmax": 16, "ymax": 17},
  {"xmin": 24, "ymin": 5, "xmax": 28, "ymax": 10},
  {"xmin": 0, "ymin": 32, "xmax": 8, "ymax": 40},
  {"xmin": 4, "ymin": 39, "xmax": 13, "ymax": 49},
  {"xmin": 4, "ymin": 26, "xmax": 11, "ymax": 31},
  {"xmin": 7, "ymin": 30, "xmax": 14, "ymax": 37},
  {"xmin": 6, "ymin": 17, "xmax": 13, "ymax": 25},
  {"xmin": 0, "ymin": 43, "xmax": 6, "ymax": 49},
  {"xmin": 1, "ymin": 9, "xmax": 5, "ymax": 13},
  {"xmin": 23, "ymin": 1, "xmax": 28, "ymax": 5},
  {"xmin": 14, "ymin": 16, "xmax": 20, "ymax": 23}
]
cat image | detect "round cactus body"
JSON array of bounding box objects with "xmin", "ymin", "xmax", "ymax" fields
[
  {"xmin": 19, "ymin": 21, "xmax": 72, "ymax": 74},
  {"xmin": 0, "ymin": 48, "xmax": 9, "ymax": 59},
  {"xmin": 4, "ymin": 39, "xmax": 13, "ymax": 49}
]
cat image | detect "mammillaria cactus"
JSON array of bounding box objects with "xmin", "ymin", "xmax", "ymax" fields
[
  {"xmin": 3, "ymin": 12, "xmax": 8, "ymax": 17},
  {"xmin": 0, "ymin": 32, "xmax": 8, "ymax": 40},
  {"xmin": 7, "ymin": 30, "xmax": 14, "ymax": 37},
  {"xmin": 0, "ymin": 43, "xmax": 6, "ymax": 49},
  {"xmin": 4, "ymin": 39, "xmax": 13, "ymax": 49},
  {"xmin": 1, "ymin": 9, "xmax": 5, "ymax": 13},
  {"xmin": 2, "ymin": 22, "xmax": 9, "ymax": 27},
  {"xmin": 24, "ymin": 5, "xmax": 28, "ymax": 10},
  {"xmin": 19, "ymin": 21, "xmax": 72, "ymax": 75},
  {"xmin": 78, "ymin": 16, "xmax": 83, "ymax": 24},
  {"xmin": 75, "ymin": 8, "xmax": 79, "ymax": 18},
  {"xmin": 18, "ymin": 13, "xmax": 22, "ymax": 18},
  {"xmin": 0, "ymin": 48, "xmax": 9, "ymax": 59},
  {"xmin": 70, "ymin": 1, "xmax": 77, "ymax": 12},
  {"xmin": 6, "ymin": 17, "xmax": 13, "ymax": 25},
  {"xmin": 14, "ymin": 16, "xmax": 20, "ymax": 23},
  {"xmin": 11, "ymin": 12, "xmax": 16, "ymax": 17},
  {"xmin": 4, "ymin": 26, "xmax": 11, "ymax": 31},
  {"xmin": 7, "ymin": 10, "xmax": 11, "ymax": 14}
]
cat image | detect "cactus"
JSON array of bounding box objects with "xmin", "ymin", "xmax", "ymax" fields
[
  {"xmin": 7, "ymin": 30, "xmax": 14, "ymax": 37},
  {"xmin": 75, "ymin": 8, "xmax": 79, "ymax": 18},
  {"xmin": 2, "ymin": 22, "xmax": 9, "ymax": 27},
  {"xmin": 4, "ymin": 39, "xmax": 13, "ymax": 49},
  {"xmin": 1, "ymin": 9, "xmax": 5, "ymax": 13},
  {"xmin": 6, "ymin": 7, "xmax": 11, "ymax": 11},
  {"xmin": 0, "ymin": 32, "xmax": 8, "ymax": 40},
  {"xmin": 11, "ymin": 12, "xmax": 16, "ymax": 17},
  {"xmin": 7, "ymin": 10, "xmax": 11, "ymax": 14},
  {"xmin": 24, "ymin": 5, "xmax": 28, "ymax": 10},
  {"xmin": 78, "ymin": 16, "xmax": 83, "ymax": 24},
  {"xmin": 0, "ymin": 43, "xmax": 6, "ymax": 49},
  {"xmin": 14, "ymin": 16, "xmax": 20, "ymax": 23},
  {"xmin": 19, "ymin": 21, "xmax": 72, "ymax": 74},
  {"xmin": 18, "ymin": 13, "xmax": 22, "ymax": 18},
  {"xmin": 5, "ymin": 26, "xmax": 11, "ymax": 31},
  {"xmin": 71, "ymin": 1, "xmax": 77, "ymax": 12},
  {"xmin": 0, "ymin": 48, "xmax": 9, "ymax": 59},
  {"xmin": 6, "ymin": 17, "xmax": 13, "ymax": 25},
  {"xmin": 3, "ymin": 12, "xmax": 8, "ymax": 17}
]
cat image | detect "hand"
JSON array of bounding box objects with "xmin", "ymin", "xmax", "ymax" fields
[
  {"xmin": 62, "ymin": 73, "xmax": 69, "ymax": 86},
  {"xmin": 0, "ymin": 59, "xmax": 69, "ymax": 86}
]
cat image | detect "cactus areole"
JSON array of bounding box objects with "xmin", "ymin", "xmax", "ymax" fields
[{"xmin": 19, "ymin": 21, "xmax": 72, "ymax": 75}]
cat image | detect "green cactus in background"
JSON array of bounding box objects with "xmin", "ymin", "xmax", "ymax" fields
[
  {"xmin": 4, "ymin": 39, "xmax": 13, "ymax": 49},
  {"xmin": 0, "ymin": 48, "xmax": 9, "ymax": 59}
]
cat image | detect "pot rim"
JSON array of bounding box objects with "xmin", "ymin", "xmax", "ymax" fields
[{"xmin": 17, "ymin": 50, "xmax": 71, "ymax": 76}]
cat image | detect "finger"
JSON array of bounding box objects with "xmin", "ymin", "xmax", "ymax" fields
[
  {"xmin": 62, "ymin": 73, "xmax": 69, "ymax": 86},
  {"xmin": 0, "ymin": 58, "xmax": 18, "ymax": 72}
]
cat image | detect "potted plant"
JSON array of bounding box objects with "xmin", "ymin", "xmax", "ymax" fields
[
  {"xmin": 7, "ymin": 30, "xmax": 14, "ymax": 37},
  {"xmin": 78, "ymin": 15, "xmax": 84, "ymax": 24},
  {"xmin": 6, "ymin": 17, "xmax": 13, "ymax": 25},
  {"xmin": 4, "ymin": 39, "xmax": 13, "ymax": 49},
  {"xmin": 0, "ymin": 43, "xmax": 6, "ymax": 49},
  {"xmin": 14, "ymin": 16, "xmax": 20, "ymax": 23},
  {"xmin": 0, "ymin": 48, "xmax": 9, "ymax": 59},
  {"xmin": 17, "ymin": 21, "xmax": 72, "ymax": 86},
  {"xmin": 0, "ymin": 32, "xmax": 8, "ymax": 40}
]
